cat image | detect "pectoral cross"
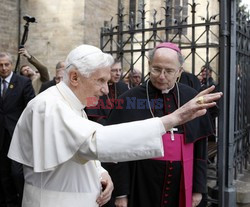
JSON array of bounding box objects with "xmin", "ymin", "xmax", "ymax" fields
[{"xmin": 169, "ymin": 128, "xmax": 178, "ymax": 141}]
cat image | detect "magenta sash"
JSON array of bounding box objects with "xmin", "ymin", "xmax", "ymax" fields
[{"xmin": 152, "ymin": 133, "xmax": 193, "ymax": 207}]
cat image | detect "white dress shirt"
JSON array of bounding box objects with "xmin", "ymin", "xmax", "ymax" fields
[{"xmin": 1, "ymin": 71, "xmax": 13, "ymax": 96}]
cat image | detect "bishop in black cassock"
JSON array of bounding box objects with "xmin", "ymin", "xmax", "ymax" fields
[{"xmin": 105, "ymin": 42, "xmax": 214, "ymax": 207}]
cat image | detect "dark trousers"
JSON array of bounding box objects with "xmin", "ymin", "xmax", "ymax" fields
[{"xmin": 0, "ymin": 129, "xmax": 23, "ymax": 207}]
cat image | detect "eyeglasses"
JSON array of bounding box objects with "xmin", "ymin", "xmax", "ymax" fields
[{"xmin": 150, "ymin": 67, "xmax": 180, "ymax": 77}]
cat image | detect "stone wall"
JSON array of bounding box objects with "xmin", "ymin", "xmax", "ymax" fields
[
  {"xmin": 0, "ymin": 0, "xmax": 19, "ymax": 56},
  {"xmin": 0, "ymin": 0, "xmax": 118, "ymax": 77},
  {"xmin": 84, "ymin": 0, "xmax": 117, "ymax": 47},
  {"xmin": 19, "ymin": 0, "xmax": 86, "ymax": 77}
]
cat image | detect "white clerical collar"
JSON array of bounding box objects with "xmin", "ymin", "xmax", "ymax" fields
[
  {"xmin": 56, "ymin": 81, "xmax": 85, "ymax": 112},
  {"xmin": 161, "ymin": 84, "xmax": 175, "ymax": 94}
]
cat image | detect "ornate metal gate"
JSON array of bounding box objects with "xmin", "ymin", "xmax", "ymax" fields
[{"xmin": 100, "ymin": 0, "xmax": 250, "ymax": 206}]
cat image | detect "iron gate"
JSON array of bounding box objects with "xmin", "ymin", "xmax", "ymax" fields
[{"xmin": 100, "ymin": 0, "xmax": 250, "ymax": 206}]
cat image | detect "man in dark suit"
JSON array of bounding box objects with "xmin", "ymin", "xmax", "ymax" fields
[{"xmin": 0, "ymin": 52, "xmax": 35, "ymax": 207}]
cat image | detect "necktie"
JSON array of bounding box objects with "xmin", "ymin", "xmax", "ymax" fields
[{"xmin": 2, "ymin": 79, "xmax": 7, "ymax": 97}]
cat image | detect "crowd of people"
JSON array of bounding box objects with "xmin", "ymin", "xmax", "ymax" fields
[{"xmin": 0, "ymin": 43, "xmax": 222, "ymax": 207}]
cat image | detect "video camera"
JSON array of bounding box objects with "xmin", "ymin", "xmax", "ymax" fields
[{"xmin": 23, "ymin": 15, "xmax": 36, "ymax": 23}]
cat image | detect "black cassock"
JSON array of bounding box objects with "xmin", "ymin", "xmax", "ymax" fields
[
  {"xmin": 179, "ymin": 71, "xmax": 201, "ymax": 92},
  {"xmin": 105, "ymin": 80, "xmax": 213, "ymax": 207}
]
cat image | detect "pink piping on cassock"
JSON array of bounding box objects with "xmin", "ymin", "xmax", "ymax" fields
[{"xmin": 152, "ymin": 133, "xmax": 194, "ymax": 207}]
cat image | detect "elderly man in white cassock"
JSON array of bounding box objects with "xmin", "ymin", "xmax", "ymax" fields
[{"xmin": 8, "ymin": 44, "xmax": 222, "ymax": 207}]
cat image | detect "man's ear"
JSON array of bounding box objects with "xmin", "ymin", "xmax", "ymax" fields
[
  {"xmin": 68, "ymin": 69, "xmax": 79, "ymax": 87},
  {"xmin": 176, "ymin": 66, "xmax": 184, "ymax": 81}
]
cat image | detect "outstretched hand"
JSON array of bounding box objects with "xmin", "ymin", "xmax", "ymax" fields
[{"xmin": 161, "ymin": 85, "xmax": 222, "ymax": 131}]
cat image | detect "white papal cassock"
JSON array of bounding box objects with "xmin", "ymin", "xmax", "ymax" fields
[{"xmin": 8, "ymin": 81, "xmax": 165, "ymax": 207}]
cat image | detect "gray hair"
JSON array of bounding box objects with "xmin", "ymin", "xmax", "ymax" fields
[
  {"xmin": 113, "ymin": 57, "xmax": 121, "ymax": 64},
  {"xmin": 129, "ymin": 68, "xmax": 141, "ymax": 77},
  {"xmin": 63, "ymin": 45, "xmax": 114, "ymax": 83},
  {"xmin": 0, "ymin": 52, "xmax": 13, "ymax": 63},
  {"xmin": 55, "ymin": 61, "xmax": 65, "ymax": 70},
  {"xmin": 148, "ymin": 48, "xmax": 184, "ymax": 66}
]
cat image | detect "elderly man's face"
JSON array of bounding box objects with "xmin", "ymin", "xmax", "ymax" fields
[
  {"xmin": 78, "ymin": 67, "xmax": 111, "ymax": 106},
  {"xmin": 131, "ymin": 73, "xmax": 141, "ymax": 86},
  {"xmin": 149, "ymin": 48, "xmax": 182, "ymax": 90},
  {"xmin": 110, "ymin": 62, "xmax": 122, "ymax": 83},
  {"xmin": 0, "ymin": 56, "xmax": 13, "ymax": 79}
]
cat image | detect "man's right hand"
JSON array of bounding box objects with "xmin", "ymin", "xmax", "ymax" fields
[
  {"xmin": 161, "ymin": 85, "xmax": 223, "ymax": 131},
  {"xmin": 19, "ymin": 48, "xmax": 31, "ymax": 59}
]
